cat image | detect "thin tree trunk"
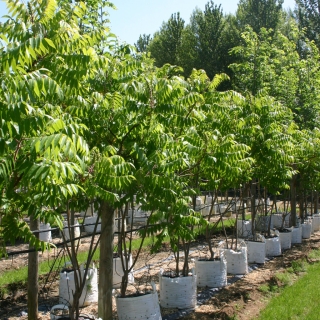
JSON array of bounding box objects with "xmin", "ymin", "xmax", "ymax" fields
[
  {"xmin": 299, "ymin": 192, "xmax": 304, "ymax": 223},
  {"xmin": 251, "ymin": 179, "xmax": 256, "ymax": 238},
  {"xmin": 291, "ymin": 175, "xmax": 297, "ymax": 227},
  {"xmin": 98, "ymin": 200, "xmax": 115, "ymax": 320},
  {"xmin": 315, "ymin": 192, "xmax": 319, "ymax": 214},
  {"xmin": 28, "ymin": 215, "xmax": 39, "ymax": 320},
  {"xmin": 243, "ymin": 183, "xmax": 249, "ymax": 221}
]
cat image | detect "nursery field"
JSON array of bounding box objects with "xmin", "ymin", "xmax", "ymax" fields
[
  {"xmin": 4, "ymin": 0, "xmax": 320, "ymax": 318},
  {"xmin": 1, "ymin": 214, "xmax": 320, "ymax": 320}
]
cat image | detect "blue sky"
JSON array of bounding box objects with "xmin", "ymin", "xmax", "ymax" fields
[{"xmin": 0, "ymin": 0, "xmax": 296, "ymax": 45}]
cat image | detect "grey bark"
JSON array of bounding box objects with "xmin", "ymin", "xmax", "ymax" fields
[
  {"xmin": 28, "ymin": 216, "xmax": 40, "ymax": 320},
  {"xmin": 290, "ymin": 175, "xmax": 297, "ymax": 227},
  {"xmin": 315, "ymin": 191, "xmax": 319, "ymax": 214},
  {"xmin": 98, "ymin": 200, "xmax": 115, "ymax": 320}
]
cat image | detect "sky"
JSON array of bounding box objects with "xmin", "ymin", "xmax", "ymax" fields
[{"xmin": 0, "ymin": 0, "xmax": 297, "ymax": 45}]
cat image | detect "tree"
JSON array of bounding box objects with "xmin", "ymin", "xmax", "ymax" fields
[
  {"xmin": 134, "ymin": 34, "xmax": 152, "ymax": 52},
  {"xmin": 0, "ymin": 0, "xmax": 107, "ymax": 317},
  {"xmin": 295, "ymin": 0, "xmax": 320, "ymax": 48},
  {"xmin": 148, "ymin": 12, "xmax": 185, "ymax": 67},
  {"xmin": 177, "ymin": 2, "xmax": 240, "ymax": 82},
  {"xmin": 190, "ymin": 1, "xmax": 226, "ymax": 79},
  {"xmin": 236, "ymin": 0, "xmax": 284, "ymax": 34}
]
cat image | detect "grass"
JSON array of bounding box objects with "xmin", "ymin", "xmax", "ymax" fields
[
  {"xmin": 0, "ymin": 249, "xmax": 101, "ymax": 289},
  {"xmin": 258, "ymin": 250, "xmax": 320, "ymax": 320}
]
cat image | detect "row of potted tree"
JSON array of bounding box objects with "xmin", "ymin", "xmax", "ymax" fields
[{"xmin": 2, "ymin": 0, "xmax": 320, "ymax": 319}]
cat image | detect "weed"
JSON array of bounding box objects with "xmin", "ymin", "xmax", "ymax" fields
[
  {"xmin": 290, "ymin": 260, "xmax": 307, "ymax": 273},
  {"xmin": 308, "ymin": 248, "xmax": 320, "ymax": 260},
  {"xmin": 234, "ymin": 303, "xmax": 242, "ymax": 311},
  {"xmin": 259, "ymin": 284, "xmax": 270, "ymax": 293},
  {"xmin": 0, "ymin": 286, "xmax": 8, "ymax": 299},
  {"xmin": 227, "ymin": 315, "xmax": 239, "ymax": 320},
  {"xmin": 259, "ymin": 283, "xmax": 279, "ymax": 295},
  {"xmin": 243, "ymin": 291, "xmax": 250, "ymax": 302},
  {"xmin": 274, "ymin": 271, "xmax": 293, "ymax": 287}
]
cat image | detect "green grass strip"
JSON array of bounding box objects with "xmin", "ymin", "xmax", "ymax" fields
[{"xmin": 258, "ymin": 259, "xmax": 320, "ymax": 320}]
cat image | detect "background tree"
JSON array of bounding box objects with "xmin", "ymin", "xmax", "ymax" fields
[
  {"xmin": 134, "ymin": 33, "xmax": 152, "ymax": 52},
  {"xmin": 148, "ymin": 12, "xmax": 185, "ymax": 67},
  {"xmin": 236, "ymin": 0, "xmax": 284, "ymax": 34},
  {"xmin": 160, "ymin": 2, "xmax": 233, "ymax": 80},
  {"xmin": 295, "ymin": 0, "xmax": 320, "ymax": 49},
  {"xmin": 190, "ymin": 1, "xmax": 226, "ymax": 79}
]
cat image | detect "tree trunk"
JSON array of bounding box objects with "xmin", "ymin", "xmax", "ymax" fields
[
  {"xmin": 315, "ymin": 192, "xmax": 319, "ymax": 214},
  {"xmin": 243, "ymin": 183, "xmax": 250, "ymax": 220},
  {"xmin": 28, "ymin": 215, "xmax": 39, "ymax": 320},
  {"xmin": 98, "ymin": 200, "xmax": 115, "ymax": 320},
  {"xmin": 251, "ymin": 179, "xmax": 256, "ymax": 238},
  {"xmin": 290, "ymin": 175, "xmax": 297, "ymax": 227}
]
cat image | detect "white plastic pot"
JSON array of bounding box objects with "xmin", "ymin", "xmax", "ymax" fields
[
  {"xmin": 202, "ymin": 196, "xmax": 213, "ymax": 216},
  {"xmin": 84, "ymin": 216, "xmax": 101, "ymax": 233},
  {"xmin": 265, "ymin": 235, "xmax": 281, "ymax": 257},
  {"xmin": 313, "ymin": 214, "xmax": 320, "ymax": 232},
  {"xmin": 195, "ymin": 253, "xmax": 227, "ymax": 288},
  {"xmin": 113, "ymin": 254, "xmax": 134, "ymax": 289},
  {"xmin": 159, "ymin": 270, "xmax": 197, "ymax": 309},
  {"xmin": 302, "ymin": 221, "xmax": 312, "ymax": 239},
  {"xmin": 59, "ymin": 265, "xmax": 98, "ymax": 307},
  {"xmin": 220, "ymin": 242, "xmax": 248, "ymax": 275},
  {"xmin": 116, "ymin": 282, "xmax": 162, "ymax": 320},
  {"xmin": 61, "ymin": 220, "xmax": 81, "ymax": 246},
  {"xmin": 193, "ymin": 196, "xmax": 203, "ymax": 216},
  {"xmin": 272, "ymin": 213, "xmax": 291, "ymax": 228},
  {"xmin": 233, "ymin": 202, "xmax": 246, "ymax": 213},
  {"xmin": 205, "ymin": 196, "xmax": 213, "ymax": 205},
  {"xmin": 291, "ymin": 226, "xmax": 302, "ymax": 244},
  {"xmin": 114, "ymin": 217, "xmax": 127, "ymax": 233},
  {"xmin": 237, "ymin": 220, "xmax": 253, "ymax": 238},
  {"xmin": 128, "ymin": 209, "xmax": 150, "ymax": 224},
  {"xmin": 310, "ymin": 218, "xmax": 315, "ymax": 234},
  {"xmin": 255, "ymin": 198, "xmax": 265, "ymax": 213},
  {"xmin": 196, "ymin": 196, "xmax": 203, "ymax": 206},
  {"xmin": 256, "ymin": 216, "xmax": 273, "ymax": 232},
  {"xmin": 216, "ymin": 203, "xmax": 228, "ymax": 214},
  {"xmin": 39, "ymin": 223, "xmax": 52, "ymax": 242},
  {"xmin": 279, "ymin": 229, "xmax": 292, "ymax": 250},
  {"xmin": 246, "ymin": 237, "xmax": 266, "ymax": 264},
  {"xmin": 79, "ymin": 204, "xmax": 98, "ymax": 217},
  {"xmin": 50, "ymin": 304, "xmax": 69, "ymax": 320}
]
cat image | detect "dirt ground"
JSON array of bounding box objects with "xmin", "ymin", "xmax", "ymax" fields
[{"xmin": 1, "ymin": 224, "xmax": 319, "ymax": 320}]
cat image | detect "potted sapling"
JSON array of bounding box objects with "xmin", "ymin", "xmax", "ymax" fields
[
  {"xmin": 57, "ymin": 201, "xmax": 99, "ymax": 320},
  {"xmin": 156, "ymin": 198, "xmax": 207, "ymax": 309},
  {"xmin": 274, "ymin": 197, "xmax": 292, "ymax": 250},
  {"xmin": 195, "ymin": 191, "xmax": 229, "ymax": 288},
  {"xmin": 262, "ymin": 196, "xmax": 281, "ymax": 257},
  {"xmin": 114, "ymin": 193, "xmax": 161, "ymax": 320}
]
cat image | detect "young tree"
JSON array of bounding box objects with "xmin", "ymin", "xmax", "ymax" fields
[{"xmin": 0, "ymin": 0, "xmax": 107, "ymax": 317}]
